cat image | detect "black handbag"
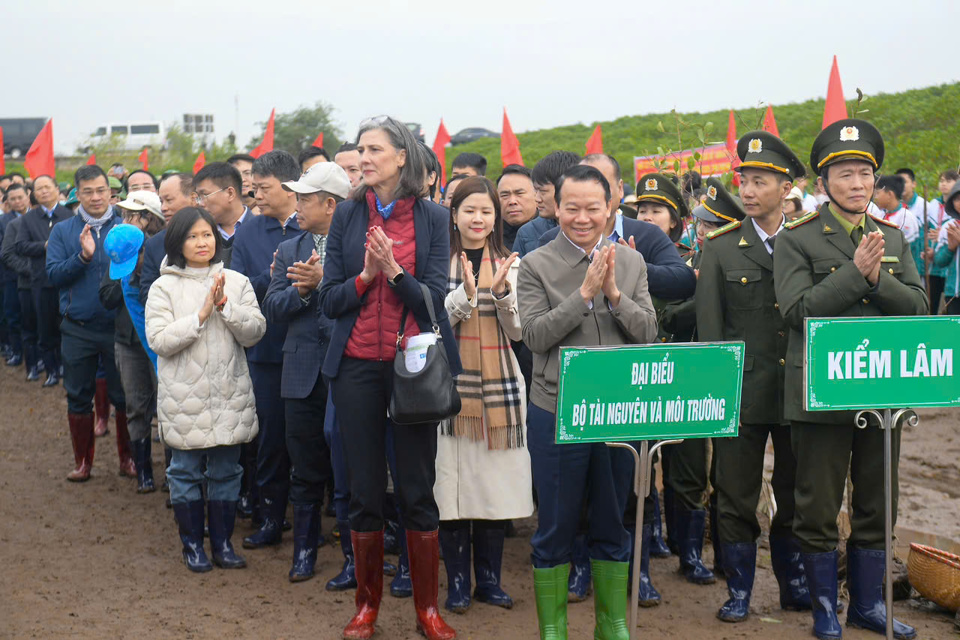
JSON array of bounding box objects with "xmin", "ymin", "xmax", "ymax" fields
[{"xmin": 389, "ymin": 283, "xmax": 461, "ymax": 425}]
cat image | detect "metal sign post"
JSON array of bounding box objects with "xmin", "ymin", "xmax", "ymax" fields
[
  {"xmin": 556, "ymin": 343, "xmax": 745, "ymax": 639},
  {"xmin": 805, "ymin": 317, "xmax": 958, "ymax": 640}
]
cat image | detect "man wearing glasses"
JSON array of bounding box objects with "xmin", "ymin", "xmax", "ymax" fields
[
  {"xmin": 193, "ymin": 162, "xmax": 250, "ymax": 268},
  {"xmin": 46, "ymin": 164, "xmax": 134, "ymax": 483}
]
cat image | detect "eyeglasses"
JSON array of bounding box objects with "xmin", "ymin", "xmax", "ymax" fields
[
  {"xmin": 359, "ymin": 115, "xmax": 390, "ymax": 130},
  {"xmin": 79, "ymin": 187, "xmax": 110, "ymax": 197},
  {"xmin": 195, "ymin": 187, "xmax": 225, "ymax": 205}
]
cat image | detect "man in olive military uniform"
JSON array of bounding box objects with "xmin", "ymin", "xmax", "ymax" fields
[
  {"xmin": 633, "ymin": 174, "xmax": 717, "ymax": 595},
  {"xmin": 775, "ymin": 119, "xmax": 926, "ymax": 640},
  {"xmin": 697, "ymin": 133, "xmax": 810, "ymax": 623}
]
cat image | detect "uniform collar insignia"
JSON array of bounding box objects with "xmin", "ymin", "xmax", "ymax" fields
[
  {"xmin": 738, "ymin": 236, "xmax": 749, "ymax": 246},
  {"xmin": 823, "ymin": 224, "xmax": 832, "ymax": 232}
]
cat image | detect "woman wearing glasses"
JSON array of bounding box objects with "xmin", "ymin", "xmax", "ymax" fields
[{"xmin": 318, "ymin": 116, "xmax": 462, "ymax": 640}]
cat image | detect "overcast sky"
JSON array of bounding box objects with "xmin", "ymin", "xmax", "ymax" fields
[{"xmin": 5, "ymin": 0, "xmax": 957, "ymax": 154}]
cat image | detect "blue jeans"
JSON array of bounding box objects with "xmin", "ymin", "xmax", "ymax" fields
[
  {"xmin": 527, "ymin": 403, "xmax": 632, "ymax": 568},
  {"xmin": 168, "ymin": 446, "xmax": 242, "ymax": 505}
]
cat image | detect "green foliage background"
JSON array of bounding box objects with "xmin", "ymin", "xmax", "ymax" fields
[{"xmin": 445, "ymin": 82, "xmax": 960, "ymax": 192}]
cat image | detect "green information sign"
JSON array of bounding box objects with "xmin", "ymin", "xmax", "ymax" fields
[
  {"xmin": 805, "ymin": 316, "xmax": 960, "ymax": 411},
  {"xmin": 555, "ymin": 343, "xmax": 745, "ymax": 444}
]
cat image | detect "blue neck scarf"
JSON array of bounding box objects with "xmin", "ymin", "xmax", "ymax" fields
[{"xmin": 374, "ymin": 192, "xmax": 397, "ymax": 220}]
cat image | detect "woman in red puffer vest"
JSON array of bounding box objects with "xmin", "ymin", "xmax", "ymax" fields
[{"xmin": 318, "ymin": 115, "xmax": 462, "ymax": 640}]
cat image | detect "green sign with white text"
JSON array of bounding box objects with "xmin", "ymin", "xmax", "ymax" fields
[
  {"xmin": 805, "ymin": 316, "xmax": 960, "ymax": 411},
  {"xmin": 555, "ymin": 343, "xmax": 744, "ymax": 444}
]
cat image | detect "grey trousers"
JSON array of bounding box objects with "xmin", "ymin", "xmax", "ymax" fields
[{"xmin": 114, "ymin": 340, "xmax": 157, "ymax": 441}]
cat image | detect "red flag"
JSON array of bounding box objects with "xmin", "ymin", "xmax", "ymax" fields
[
  {"xmin": 501, "ymin": 108, "xmax": 523, "ymax": 167},
  {"xmin": 249, "ymin": 108, "xmax": 276, "ymax": 159},
  {"xmin": 312, "ymin": 132, "xmax": 324, "ymax": 148},
  {"xmin": 24, "ymin": 119, "xmax": 55, "ymax": 179},
  {"xmin": 0, "ymin": 127, "xmax": 5, "ymax": 175},
  {"xmin": 85, "ymin": 153, "xmax": 97, "ymax": 166},
  {"xmin": 138, "ymin": 147, "xmax": 149, "ymax": 171},
  {"xmin": 726, "ymin": 110, "xmax": 740, "ymax": 187},
  {"xmin": 432, "ymin": 119, "xmax": 451, "ymax": 187},
  {"xmin": 763, "ymin": 105, "xmax": 780, "ymax": 137},
  {"xmin": 822, "ymin": 55, "xmax": 848, "ymax": 129},
  {"xmin": 193, "ymin": 151, "xmax": 206, "ymax": 174},
  {"xmin": 585, "ymin": 125, "xmax": 603, "ymax": 155}
]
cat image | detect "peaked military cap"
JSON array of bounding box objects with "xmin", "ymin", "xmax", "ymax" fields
[
  {"xmin": 694, "ymin": 177, "xmax": 745, "ymax": 224},
  {"xmin": 736, "ymin": 130, "xmax": 806, "ymax": 179},
  {"xmin": 810, "ymin": 118, "xmax": 884, "ymax": 176},
  {"xmin": 636, "ymin": 172, "xmax": 689, "ymax": 218}
]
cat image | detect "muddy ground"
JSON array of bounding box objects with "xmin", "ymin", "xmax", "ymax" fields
[{"xmin": 1, "ymin": 365, "xmax": 957, "ymax": 639}]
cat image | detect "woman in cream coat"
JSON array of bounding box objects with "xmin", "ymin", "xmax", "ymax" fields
[
  {"xmin": 435, "ymin": 177, "xmax": 534, "ymax": 614},
  {"xmin": 145, "ymin": 207, "xmax": 266, "ymax": 574}
]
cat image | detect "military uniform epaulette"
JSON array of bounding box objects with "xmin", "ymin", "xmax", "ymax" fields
[
  {"xmin": 784, "ymin": 210, "xmax": 819, "ymax": 230},
  {"xmin": 874, "ymin": 216, "xmax": 900, "ymax": 229},
  {"xmin": 706, "ymin": 220, "xmax": 741, "ymax": 240}
]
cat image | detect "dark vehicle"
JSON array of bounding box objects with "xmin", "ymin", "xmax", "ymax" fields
[
  {"xmin": 450, "ymin": 127, "xmax": 500, "ymax": 146},
  {"xmin": 405, "ymin": 122, "xmax": 425, "ymax": 143},
  {"xmin": 1, "ymin": 118, "xmax": 47, "ymax": 158}
]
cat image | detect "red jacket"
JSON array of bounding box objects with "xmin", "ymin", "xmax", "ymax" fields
[{"xmin": 343, "ymin": 193, "xmax": 419, "ymax": 361}]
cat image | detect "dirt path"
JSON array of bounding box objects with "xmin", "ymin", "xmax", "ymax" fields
[{"xmin": 1, "ymin": 366, "xmax": 957, "ymax": 639}]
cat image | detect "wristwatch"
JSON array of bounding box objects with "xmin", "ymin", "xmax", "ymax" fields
[{"xmin": 387, "ymin": 271, "xmax": 405, "ymax": 287}]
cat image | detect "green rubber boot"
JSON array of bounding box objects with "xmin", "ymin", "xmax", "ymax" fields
[
  {"xmin": 591, "ymin": 559, "xmax": 630, "ymax": 640},
  {"xmin": 533, "ymin": 563, "xmax": 570, "ymax": 640}
]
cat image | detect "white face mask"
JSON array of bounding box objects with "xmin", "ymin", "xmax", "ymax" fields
[{"xmin": 60, "ymin": 198, "xmax": 67, "ymax": 206}]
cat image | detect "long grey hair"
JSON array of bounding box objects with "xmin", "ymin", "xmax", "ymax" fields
[{"xmin": 352, "ymin": 115, "xmax": 427, "ymax": 203}]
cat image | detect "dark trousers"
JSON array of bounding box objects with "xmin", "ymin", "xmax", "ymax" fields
[
  {"xmin": 19, "ymin": 288, "xmax": 38, "ymax": 367},
  {"xmin": 662, "ymin": 438, "xmax": 708, "ymax": 511},
  {"xmin": 3, "ymin": 281, "xmax": 21, "ymax": 351},
  {"xmin": 791, "ymin": 420, "xmax": 900, "ymax": 553},
  {"xmin": 285, "ymin": 374, "xmax": 332, "ymax": 505},
  {"xmin": 0, "ymin": 283, "xmax": 9, "ymax": 345},
  {"xmin": 34, "ymin": 287, "xmax": 61, "ymax": 370},
  {"xmin": 249, "ymin": 361, "xmax": 289, "ymax": 499},
  {"xmin": 114, "ymin": 340, "xmax": 156, "ymax": 441},
  {"xmin": 927, "ymin": 274, "xmax": 944, "ymax": 314},
  {"xmin": 330, "ymin": 357, "xmax": 440, "ymax": 533},
  {"xmin": 947, "ymin": 296, "xmax": 960, "ymax": 315},
  {"xmin": 61, "ymin": 318, "xmax": 125, "ymax": 414},
  {"xmin": 527, "ymin": 403, "xmax": 632, "ymax": 568},
  {"xmin": 323, "ymin": 392, "xmax": 350, "ymax": 522},
  {"xmin": 715, "ymin": 423, "xmax": 797, "ymax": 544}
]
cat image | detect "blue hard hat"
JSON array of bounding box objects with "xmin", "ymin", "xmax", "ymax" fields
[{"xmin": 104, "ymin": 224, "xmax": 145, "ymax": 280}]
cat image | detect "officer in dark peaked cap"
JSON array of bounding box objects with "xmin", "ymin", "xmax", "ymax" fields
[{"xmin": 774, "ymin": 119, "xmax": 926, "ymax": 640}]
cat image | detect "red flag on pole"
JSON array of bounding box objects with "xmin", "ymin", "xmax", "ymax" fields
[
  {"xmin": 822, "ymin": 55, "xmax": 848, "ymax": 129},
  {"xmin": 0, "ymin": 127, "xmax": 5, "ymax": 175},
  {"xmin": 138, "ymin": 147, "xmax": 149, "ymax": 171},
  {"xmin": 312, "ymin": 132, "xmax": 324, "ymax": 148},
  {"xmin": 249, "ymin": 108, "xmax": 276, "ymax": 159},
  {"xmin": 726, "ymin": 110, "xmax": 740, "ymax": 187},
  {"xmin": 501, "ymin": 108, "xmax": 523, "ymax": 167},
  {"xmin": 85, "ymin": 153, "xmax": 97, "ymax": 166},
  {"xmin": 432, "ymin": 120, "xmax": 451, "ymax": 187},
  {"xmin": 24, "ymin": 119, "xmax": 55, "ymax": 179},
  {"xmin": 763, "ymin": 105, "xmax": 780, "ymax": 137},
  {"xmin": 193, "ymin": 151, "xmax": 206, "ymax": 174},
  {"xmin": 585, "ymin": 125, "xmax": 603, "ymax": 155}
]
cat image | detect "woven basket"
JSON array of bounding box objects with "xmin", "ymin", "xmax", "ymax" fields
[{"xmin": 907, "ymin": 543, "xmax": 960, "ymax": 612}]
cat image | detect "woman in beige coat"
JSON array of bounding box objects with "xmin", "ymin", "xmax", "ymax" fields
[
  {"xmin": 145, "ymin": 207, "xmax": 266, "ymax": 574},
  {"xmin": 436, "ymin": 177, "xmax": 534, "ymax": 614}
]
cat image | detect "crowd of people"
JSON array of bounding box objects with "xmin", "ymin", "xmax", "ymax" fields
[{"xmin": 1, "ymin": 113, "xmax": 958, "ymax": 640}]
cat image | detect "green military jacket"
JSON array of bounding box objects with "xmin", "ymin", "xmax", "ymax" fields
[
  {"xmin": 696, "ymin": 218, "xmax": 788, "ymax": 425},
  {"xmin": 774, "ymin": 204, "xmax": 929, "ymax": 425}
]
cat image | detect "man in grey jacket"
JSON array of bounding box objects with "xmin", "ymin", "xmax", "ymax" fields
[{"xmin": 518, "ymin": 164, "xmax": 658, "ymax": 640}]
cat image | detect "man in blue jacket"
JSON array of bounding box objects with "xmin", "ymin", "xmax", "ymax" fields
[
  {"xmin": 46, "ymin": 165, "xmax": 133, "ymax": 482},
  {"xmin": 17, "ymin": 174, "xmax": 75, "ymax": 387},
  {"xmin": 231, "ymin": 150, "xmax": 301, "ymax": 548},
  {"xmin": 263, "ymin": 162, "xmax": 348, "ymax": 582}
]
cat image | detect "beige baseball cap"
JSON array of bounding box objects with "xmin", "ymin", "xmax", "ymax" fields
[
  {"xmin": 282, "ymin": 162, "xmax": 351, "ymax": 199},
  {"xmin": 117, "ymin": 190, "xmax": 163, "ymax": 221}
]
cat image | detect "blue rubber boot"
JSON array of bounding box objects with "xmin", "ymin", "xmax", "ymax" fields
[
  {"xmin": 243, "ymin": 491, "xmax": 284, "ymax": 548},
  {"xmin": 801, "ymin": 550, "xmax": 843, "ymax": 640},
  {"xmin": 649, "ymin": 487, "xmax": 672, "ymax": 559},
  {"xmin": 288, "ymin": 503, "xmax": 319, "ymax": 581},
  {"xmin": 568, "ymin": 535, "xmax": 592, "ymax": 602},
  {"xmin": 717, "ymin": 542, "xmax": 756, "ymax": 622},
  {"xmin": 472, "ymin": 523, "xmax": 513, "ymax": 608},
  {"xmin": 390, "ymin": 523, "xmax": 412, "ymax": 598},
  {"xmin": 173, "ymin": 500, "xmax": 212, "ymax": 573},
  {"xmin": 846, "ymin": 546, "xmax": 916, "ymax": 640},
  {"xmin": 439, "ymin": 525, "xmax": 471, "ymax": 613},
  {"xmin": 326, "ymin": 519, "xmax": 357, "ymax": 591},
  {"xmin": 677, "ymin": 509, "xmax": 716, "ymax": 584},
  {"xmin": 770, "ymin": 535, "xmax": 811, "ymax": 611},
  {"xmin": 208, "ymin": 500, "xmax": 247, "ymax": 569}
]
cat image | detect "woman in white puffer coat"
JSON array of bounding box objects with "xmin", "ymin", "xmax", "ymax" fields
[{"xmin": 145, "ymin": 207, "xmax": 266, "ymax": 574}]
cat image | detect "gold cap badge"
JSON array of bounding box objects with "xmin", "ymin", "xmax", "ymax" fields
[
  {"xmin": 747, "ymin": 138, "xmax": 762, "ymax": 153},
  {"xmin": 645, "ymin": 178, "xmax": 658, "ymax": 191},
  {"xmin": 707, "ymin": 185, "xmax": 718, "ymax": 200},
  {"xmin": 839, "ymin": 126, "xmax": 859, "ymax": 142}
]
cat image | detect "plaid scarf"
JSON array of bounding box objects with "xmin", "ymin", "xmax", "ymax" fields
[{"xmin": 445, "ymin": 244, "xmax": 524, "ymax": 450}]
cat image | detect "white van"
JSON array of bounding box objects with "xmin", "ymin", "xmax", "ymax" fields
[{"xmin": 89, "ymin": 122, "xmax": 167, "ymax": 151}]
